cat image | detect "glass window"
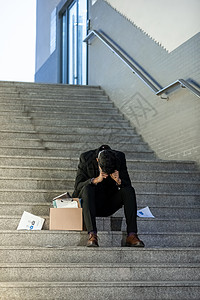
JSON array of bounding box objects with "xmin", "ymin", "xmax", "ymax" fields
[
  {"xmin": 61, "ymin": 0, "xmax": 87, "ymax": 85},
  {"xmin": 50, "ymin": 8, "xmax": 57, "ymax": 54},
  {"xmin": 78, "ymin": 0, "xmax": 87, "ymax": 85},
  {"xmin": 62, "ymin": 12, "xmax": 67, "ymax": 83},
  {"xmin": 68, "ymin": 1, "xmax": 78, "ymax": 84}
]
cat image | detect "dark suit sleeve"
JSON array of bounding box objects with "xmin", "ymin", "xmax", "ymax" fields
[
  {"xmin": 72, "ymin": 153, "xmax": 92, "ymax": 197},
  {"xmin": 118, "ymin": 152, "xmax": 132, "ymax": 187}
]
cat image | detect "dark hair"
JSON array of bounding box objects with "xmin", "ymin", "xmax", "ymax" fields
[
  {"xmin": 98, "ymin": 145, "xmax": 111, "ymax": 152},
  {"xmin": 98, "ymin": 150, "xmax": 117, "ymax": 175}
]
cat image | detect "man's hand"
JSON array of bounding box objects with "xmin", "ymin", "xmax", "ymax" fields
[
  {"xmin": 92, "ymin": 168, "xmax": 108, "ymax": 184},
  {"xmin": 110, "ymin": 170, "xmax": 121, "ymax": 185}
]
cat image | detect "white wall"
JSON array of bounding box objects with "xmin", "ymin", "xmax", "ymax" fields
[
  {"xmin": 105, "ymin": 0, "xmax": 200, "ymax": 52},
  {"xmin": 35, "ymin": 0, "xmax": 60, "ymax": 72},
  {"xmin": 89, "ymin": 0, "xmax": 200, "ymax": 165}
]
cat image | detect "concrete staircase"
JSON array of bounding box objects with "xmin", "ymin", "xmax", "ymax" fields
[{"xmin": 0, "ymin": 81, "xmax": 199, "ymax": 299}]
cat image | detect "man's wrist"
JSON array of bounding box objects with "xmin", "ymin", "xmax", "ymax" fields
[{"xmin": 90, "ymin": 177, "xmax": 97, "ymax": 185}]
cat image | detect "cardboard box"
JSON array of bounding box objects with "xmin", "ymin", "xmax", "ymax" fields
[{"xmin": 49, "ymin": 198, "xmax": 83, "ymax": 231}]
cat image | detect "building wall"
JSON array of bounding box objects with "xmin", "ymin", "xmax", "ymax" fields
[
  {"xmin": 35, "ymin": 51, "xmax": 58, "ymax": 83},
  {"xmin": 35, "ymin": 0, "xmax": 60, "ymax": 72},
  {"xmin": 88, "ymin": 0, "xmax": 200, "ymax": 164},
  {"xmin": 35, "ymin": 0, "xmax": 62, "ymax": 83},
  {"xmin": 105, "ymin": 0, "xmax": 200, "ymax": 53}
]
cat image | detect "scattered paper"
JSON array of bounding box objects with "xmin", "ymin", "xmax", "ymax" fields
[
  {"xmin": 17, "ymin": 211, "xmax": 45, "ymax": 230},
  {"xmin": 137, "ymin": 206, "xmax": 155, "ymax": 218}
]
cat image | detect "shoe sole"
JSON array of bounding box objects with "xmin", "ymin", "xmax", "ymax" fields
[
  {"xmin": 86, "ymin": 243, "xmax": 99, "ymax": 247},
  {"xmin": 125, "ymin": 242, "xmax": 145, "ymax": 248}
]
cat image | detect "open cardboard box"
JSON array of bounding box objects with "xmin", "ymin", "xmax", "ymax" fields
[{"xmin": 49, "ymin": 198, "xmax": 83, "ymax": 231}]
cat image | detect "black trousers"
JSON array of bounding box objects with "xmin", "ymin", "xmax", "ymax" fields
[{"xmin": 79, "ymin": 183, "xmax": 138, "ymax": 233}]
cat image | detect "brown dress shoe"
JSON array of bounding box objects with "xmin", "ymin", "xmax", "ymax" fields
[
  {"xmin": 126, "ymin": 234, "xmax": 145, "ymax": 247},
  {"xmin": 87, "ymin": 233, "xmax": 99, "ymax": 247}
]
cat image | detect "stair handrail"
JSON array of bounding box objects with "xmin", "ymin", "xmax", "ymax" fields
[{"xmin": 84, "ymin": 30, "xmax": 200, "ymax": 99}]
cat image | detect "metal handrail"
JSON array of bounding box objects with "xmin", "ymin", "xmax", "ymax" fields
[{"xmin": 84, "ymin": 30, "xmax": 200, "ymax": 99}]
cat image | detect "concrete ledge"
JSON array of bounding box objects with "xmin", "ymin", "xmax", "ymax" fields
[
  {"xmin": 1, "ymin": 262, "xmax": 199, "ymax": 282},
  {"xmin": 0, "ymin": 246, "xmax": 199, "ymax": 263},
  {"xmin": 0, "ymin": 281, "xmax": 199, "ymax": 300},
  {"xmin": 0, "ymin": 231, "xmax": 200, "ymax": 247}
]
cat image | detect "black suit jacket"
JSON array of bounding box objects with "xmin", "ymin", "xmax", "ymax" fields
[{"xmin": 72, "ymin": 148, "xmax": 132, "ymax": 197}]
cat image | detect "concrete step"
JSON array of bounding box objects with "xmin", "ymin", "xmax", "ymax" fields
[
  {"xmin": 0, "ymin": 189, "xmax": 199, "ymax": 206},
  {"xmin": 0, "ymin": 246, "xmax": 199, "ymax": 263},
  {"xmin": 0, "ymin": 114, "xmax": 130, "ymax": 125},
  {"xmin": 0, "ymin": 98, "xmax": 112, "ymax": 106},
  {"xmin": 0, "ymin": 199, "xmax": 199, "ymax": 220},
  {"xmin": 0, "ymin": 281, "xmax": 199, "ymax": 300},
  {"xmin": 0, "ymin": 147, "xmax": 155, "ymax": 160},
  {"xmin": 18, "ymin": 124, "xmax": 135, "ymax": 136},
  {"xmin": 0, "ymin": 203, "xmax": 52, "ymax": 215},
  {"xmin": 0, "ymin": 95, "xmax": 111, "ymax": 103},
  {"xmin": 0, "ymin": 81, "xmax": 100, "ymax": 89},
  {"xmin": 0, "ymin": 95, "xmax": 110, "ymax": 103},
  {"xmin": 1, "ymin": 262, "xmax": 199, "ymax": 282},
  {"xmin": 0, "ymin": 123, "xmax": 132, "ymax": 135},
  {"xmin": 0, "ymin": 122, "xmax": 133, "ymax": 134},
  {"xmin": 0, "ymin": 132, "xmax": 143, "ymax": 143},
  {"xmin": 0, "ymin": 140, "xmax": 150, "ymax": 152},
  {"xmin": 0, "ymin": 86, "xmax": 101, "ymax": 92},
  {"xmin": 0, "ymin": 87, "xmax": 105, "ymax": 93},
  {"xmin": 0, "ymin": 91, "xmax": 108, "ymax": 98},
  {"xmin": 0, "ymin": 98, "xmax": 114, "ymax": 113},
  {"xmin": 0, "ymin": 88, "xmax": 105, "ymax": 96},
  {"xmin": 111, "ymin": 217, "xmax": 200, "ymax": 233},
  {"xmin": 0, "ymin": 177, "xmax": 199, "ymax": 193},
  {"xmin": 0, "ymin": 137, "xmax": 152, "ymax": 151},
  {"xmin": 0, "ymin": 82, "xmax": 97, "ymax": 87},
  {"xmin": 0, "ymin": 155, "xmax": 197, "ymax": 171},
  {"xmin": 0, "ymin": 110, "xmax": 126, "ymax": 121},
  {"xmin": 0, "ymin": 231, "xmax": 199, "ymax": 247},
  {"xmin": 0, "ymin": 84, "xmax": 105, "ymax": 98},
  {"xmin": 0, "ymin": 166, "xmax": 199, "ymax": 182},
  {"xmin": 129, "ymin": 169, "xmax": 200, "ymax": 182},
  {"xmin": 0, "ymin": 215, "xmax": 199, "ymax": 232},
  {"xmin": 0, "ymin": 116, "xmax": 33, "ymax": 124},
  {"xmin": 1, "ymin": 198, "xmax": 199, "ymax": 213},
  {"xmin": 0, "ymin": 89, "xmax": 106, "ymax": 97},
  {"xmin": 0, "ymin": 104, "xmax": 121, "ymax": 114},
  {"xmin": 112, "ymin": 205, "xmax": 200, "ymax": 219}
]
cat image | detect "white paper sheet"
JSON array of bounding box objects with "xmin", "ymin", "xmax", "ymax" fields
[
  {"xmin": 53, "ymin": 199, "xmax": 78, "ymax": 208},
  {"xmin": 137, "ymin": 206, "xmax": 155, "ymax": 218},
  {"xmin": 17, "ymin": 211, "xmax": 45, "ymax": 230},
  {"xmin": 53, "ymin": 192, "xmax": 71, "ymax": 200}
]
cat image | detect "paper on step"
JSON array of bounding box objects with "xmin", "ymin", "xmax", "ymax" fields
[
  {"xmin": 137, "ymin": 206, "xmax": 155, "ymax": 218},
  {"xmin": 17, "ymin": 211, "xmax": 45, "ymax": 230}
]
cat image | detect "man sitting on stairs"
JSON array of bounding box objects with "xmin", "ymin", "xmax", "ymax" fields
[{"xmin": 72, "ymin": 145, "xmax": 144, "ymax": 248}]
